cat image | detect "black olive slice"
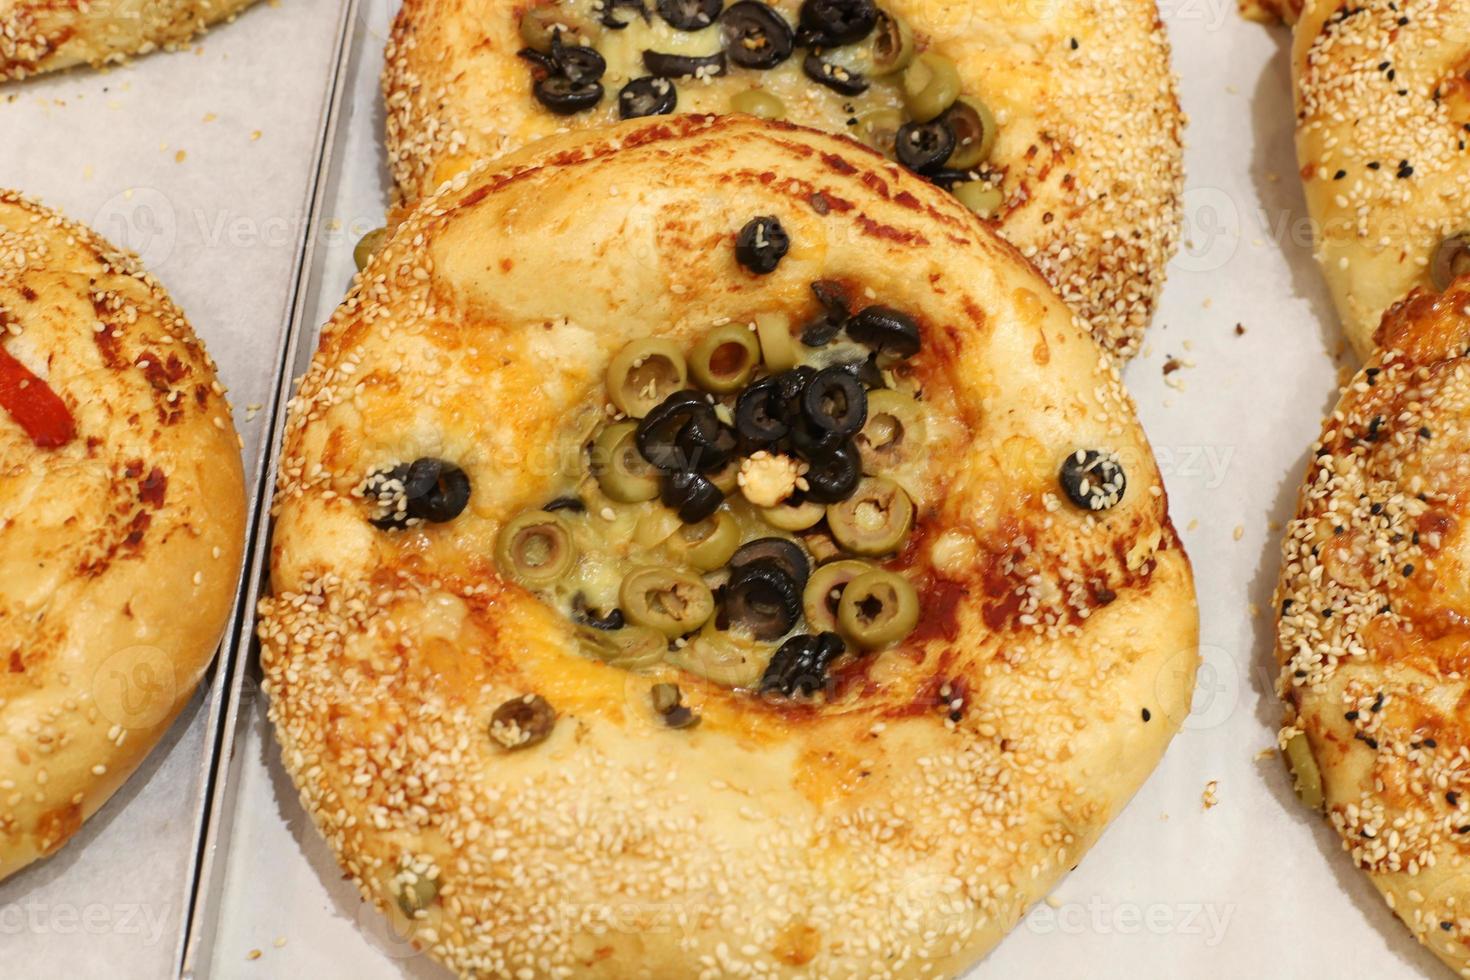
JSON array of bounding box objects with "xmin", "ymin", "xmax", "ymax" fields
[
  {"xmin": 516, "ymin": 47, "xmax": 558, "ymax": 72},
  {"xmin": 677, "ymin": 417, "xmax": 739, "ymax": 472},
  {"xmin": 573, "ymin": 593, "xmax": 626, "ymax": 631},
  {"xmin": 385, "ymin": 457, "xmax": 471, "ymax": 524},
  {"xmin": 544, "ymin": 495, "xmax": 586, "ymax": 513},
  {"xmin": 618, "ymin": 76, "xmax": 678, "ymax": 118},
  {"xmin": 533, "ymin": 75, "xmax": 605, "ymax": 114},
  {"xmin": 490, "ymin": 694, "xmax": 557, "ymax": 749},
  {"xmin": 800, "ymin": 280, "xmax": 850, "ymax": 347},
  {"xmin": 550, "ymin": 36, "xmax": 607, "ymax": 83},
  {"xmin": 895, "ymin": 119, "xmax": 956, "ymax": 174},
  {"xmin": 722, "ymin": 562, "xmax": 802, "ymax": 640},
  {"xmin": 801, "ymin": 316, "xmax": 843, "ymax": 348},
  {"xmin": 643, "ymin": 49, "xmax": 728, "ymax": 78},
  {"xmin": 735, "ymin": 215, "xmax": 790, "ymax": 274},
  {"xmin": 797, "ymin": 0, "xmax": 876, "ymax": 46},
  {"xmin": 802, "ymin": 366, "xmax": 868, "ymax": 436},
  {"xmin": 802, "ymin": 441, "xmax": 861, "ymax": 503},
  {"xmin": 601, "ymin": 0, "xmax": 649, "ymax": 29},
  {"xmin": 730, "ymin": 537, "xmax": 810, "ymax": 587},
  {"xmin": 720, "ymin": 1, "xmax": 795, "ymax": 69},
  {"xmin": 735, "ymin": 377, "xmax": 790, "ymax": 445},
  {"xmin": 1431, "ymin": 233, "xmax": 1470, "ymax": 292},
  {"xmin": 924, "ymin": 168, "xmax": 977, "ymax": 191},
  {"xmin": 846, "ymin": 305, "xmax": 921, "ymax": 358},
  {"xmin": 836, "ymin": 353, "xmax": 886, "ymax": 389},
  {"xmin": 657, "ymin": 0, "xmax": 723, "ymax": 31},
  {"xmin": 802, "ymin": 51, "xmax": 869, "ymax": 95},
  {"xmin": 1059, "ymin": 449, "xmax": 1127, "ymax": 512},
  {"xmin": 759, "ymin": 631, "xmax": 845, "ymax": 696},
  {"xmin": 811, "ymin": 279, "xmax": 850, "ymax": 318},
  {"xmin": 637, "ymin": 390, "xmax": 714, "ymax": 470},
  {"xmin": 661, "ymin": 470, "xmax": 725, "ymax": 523},
  {"xmin": 788, "ymin": 416, "xmax": 845, "ymax": 459}
]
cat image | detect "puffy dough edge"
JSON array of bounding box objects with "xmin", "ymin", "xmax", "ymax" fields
[
  {"xmin": 0, "ymin": 188, "xmax": 248, "ymax": 880},
  {"xmin": 0, "ymin": 0, "xmax": 261, "ymax": 81}
]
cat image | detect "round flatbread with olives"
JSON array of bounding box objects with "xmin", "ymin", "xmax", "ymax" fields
[
  {"xmin": 1275, "ymin": 276, "xmax": 1470, "ymax": 976},
  {"xmin": 259, "ymin": 115, "xmax": 1198, "ymax": 978},
  {"xmin": 1293, "ymin": 0, "xmax": 1470, "ymax": 359},
  {"xmin": 381, "ymin": 0, "xmax": 1184, "ymax": 359}
]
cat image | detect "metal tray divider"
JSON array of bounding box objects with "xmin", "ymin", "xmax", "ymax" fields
[{"xmin": 179, "ymin": 0, "xmax": 364, "ymax": 973}]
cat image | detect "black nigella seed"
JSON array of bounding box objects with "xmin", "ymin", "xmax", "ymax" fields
[
  {"xmin": 895, "ymin": 119, "xmax": 956, "ymax": 175},
  {"xmin": 643, "ymin": 49, "xmax": 727, "ymax": 78},
  {"xmin": 735, "ymin": 215, "xmax": 790, "ymax": 274},
  {"xmin": 802, "ymin": 51, "xmax": 869, "ymax": 95},
  {"xmin": 1059, "ymin": 449, "xmax": 1127, "ymax": 512},
  {"xmin": 618, "ymin": 76, "xmax": 677, "ymax": 119},
  {"xmin": 720, "ymin": 1, "xmax": 795, "ymax": 70},
  {"xmin": 846, "ymin": 305, "xmax": 921, "ymax": 358},
  {"xmin": 657, "ymin": 0, "xmax": 724, "ymax": 31},
  {"xmin": 760, "ymin": 631, "xmax": 846, "ymax": 697},
  {"xmin": 797, "ymin": 0, "xmax": 877, "ymax": 47},
  {"xmin": 660, "ymin": 469, "xmax": 724, "ymax": 523}
]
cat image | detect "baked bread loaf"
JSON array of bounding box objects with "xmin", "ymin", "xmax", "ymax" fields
[
  {"xmin": 0, "ymin": 190, "xmax": 247, "ymax": 880},
  {"xmin": 382, "ymin": 0, "xmax": 1184, "ymax": 359},
  {"xmin": 0, "ymin": 0, "xmax": 259, "ymax": 81},
  {"xmin": 1293, "ymin": 0, "xmax": 1470, "ymax": 359},
  {"xmin": 260, "ymin": 115, "xmax": 1198, "ymax": 978},
  {"xmin": 1275, "ymin": 277, "xmax": 1470, "ymax": 974}
]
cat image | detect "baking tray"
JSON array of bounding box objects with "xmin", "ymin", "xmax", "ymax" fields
[
  {"xmin": 0, "ymin": 0, "xmax": 358, "ymax": 975},
  {"xmin": 190, "ymin": 2, "xmax": 1453, "ymax": 977}
]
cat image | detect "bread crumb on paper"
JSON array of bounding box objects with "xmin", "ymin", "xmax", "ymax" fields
[
  {"xmin": 246, "ymin": 949, "xmax": 262, "ymax": 961},
  {"xmin": 1202, "ymin": 780, "xmax": 1220, "ymax": 810}
]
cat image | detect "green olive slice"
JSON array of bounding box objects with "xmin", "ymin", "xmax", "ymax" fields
[
  {"xmin": 870, "ymin": 10, "xmax": 915, "ymax": 76},
  {"xmin": 837, "ymin": 569, "xmax": 920, "ymax": 650},
  {"xmin": 730, "ymin": 89, "xmax": 786, "ymax": 119},
  {"xmin": 855, "ymin": 108, "xmax": 904, "ymax": 158},
  {"xmin": 952, "ymin": 181, "xmax": 1004, "ymax": 218},
  {"xmin": 669, "ymin": 511, "xmax": 741, "ymax": 570},
  {"xmin": 708, "ymin": 457, "xmax": 741, "ymax": 495},
  {"xmin": 902, "ymin": 52, "xmax": 961, "ymax": 123},
  {"xmin": 754, "ymin": 312, "xmax": 797, "ymax": 372},
  {"xmin": 607, "ymin": 338, "xmax": 688, "ymax": 418},
  {"xmin": 394, "ymin": 866, "xmax": 439, "ymax": 918},
  {"xmin": 690, "ymin": 323, "xmax": 761, "ymax": 394},
  {"xmin": 1284, "ymin": 731, "xmax": 1324, "ymax": 810},
  {"xmin": 353, "ymin": 227, "xmax": 387, "ymax": 271},
  {"xmin": 577, "ymin": 624, "xmax": 668, "ymax": 671},
  {"xmin": 856, "ymin": 389, "xmax": 926, "ymax": 473},
  {"xmin": 827, "ymin": 477, "xmax": 914, "ymax": 556},
  {"xmin": 941, "ymin": 100, "xmax": 997, "ymax": 171},
  {"xmin": 761, "ymin": 498, "xmax": 826, "ymax": 532},
  {"xmin": 620, "ymin": 566, "xmax": 715, "ymax": 638},
  {"xmin": 591, "ymin": 422, "xmax": 660, "ymax": 502},
  {"xmin": 667, "ymin": 621, "xmax": 771, "ymax": 687},
  {"xmin": 803, "ymin": 559, "xmax": 874, "ymax": 633},
  {"xmin": 495, "ymin": 510, "xmax": 578, "ymax": 588}
]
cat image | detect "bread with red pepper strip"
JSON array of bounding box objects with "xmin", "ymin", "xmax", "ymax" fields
[
  {"xmin": 0, "ymin": 189, "xmax": 246, "ymax": 881},
  {"xmin": 259, "ymin": 116, "xmax": 1198, "ymax": 978}
]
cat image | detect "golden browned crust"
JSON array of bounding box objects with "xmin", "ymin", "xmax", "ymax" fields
[
  {"xmin": 1240, "ymin": 0, "xmax": 1303, "ymax": 24},
  {"xmin": 381, "ymin": 0, "xmax": 1184, "ymax": 359},
  {"xmin": 1275, "ymin": 277, "xmax": 1470, "ymax": 974},
  {"xmin": 0, "ymin": 0, "xmax": 260, "ymax": 81},
  {"xmin": 259, "ymin": 116, "xmax": 1198, "ymax": 978},
  {"xmin": 1293, "ymin": 0, "xmax": 1470, "ymax": 359},
  {"xmin": 0, "ymin": 190, "xmax": 247, "ymax": 880}
]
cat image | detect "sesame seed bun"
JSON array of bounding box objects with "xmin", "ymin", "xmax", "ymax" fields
[
  {"xmin": 1293, "ymin": 0, "xmax": 1470, "ymax": 359},
  {"xmin": 0, "ymin": 0, "xmax": 260, "ymax": 81},
  {"xmin": 381, "ymin": 0, "xmax": 1184, "ymax": 359},
  {"xmin": 1275, "ymin": 276, "xmax": 1470, "ymax": 975},
  {"xmin": 259, "ymin": 115, "xmax": 1198, "ymax": 978},
  {"xmin": 0, "ymin": 189, "xmax": 247, "ymax": 881}
]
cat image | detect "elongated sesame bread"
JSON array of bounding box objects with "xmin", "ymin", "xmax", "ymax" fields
[
  {"xmin": 1293, "ymin": 0, "xmax": 1470, "ymax": 360},
  {"xmin": 0, "ymin": 190, "xmax": 247, "ymax": 880},
  {"xmin": 0, "ymin": 0, "xmax": 260, "ymax": 81},
  {"xmin": 1275, "ymin": 277, "xmax": 1470, "ymax": 974},
  {"xmin": 382, "ymin": 0, "xmax": 1184, "ymax": 359},
  {"xmin": 259, "ymin": 115, "xmax": 1198, "ymax": 979}
]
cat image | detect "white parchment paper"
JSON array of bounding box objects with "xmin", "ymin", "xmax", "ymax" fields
[
  {"xmin": 201, "ymin": 1, "xmax": 1450, "ymax": 976},
  {"xmin": 0, "ymin": 0, "xmax": 352, "ymax": 975}
]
